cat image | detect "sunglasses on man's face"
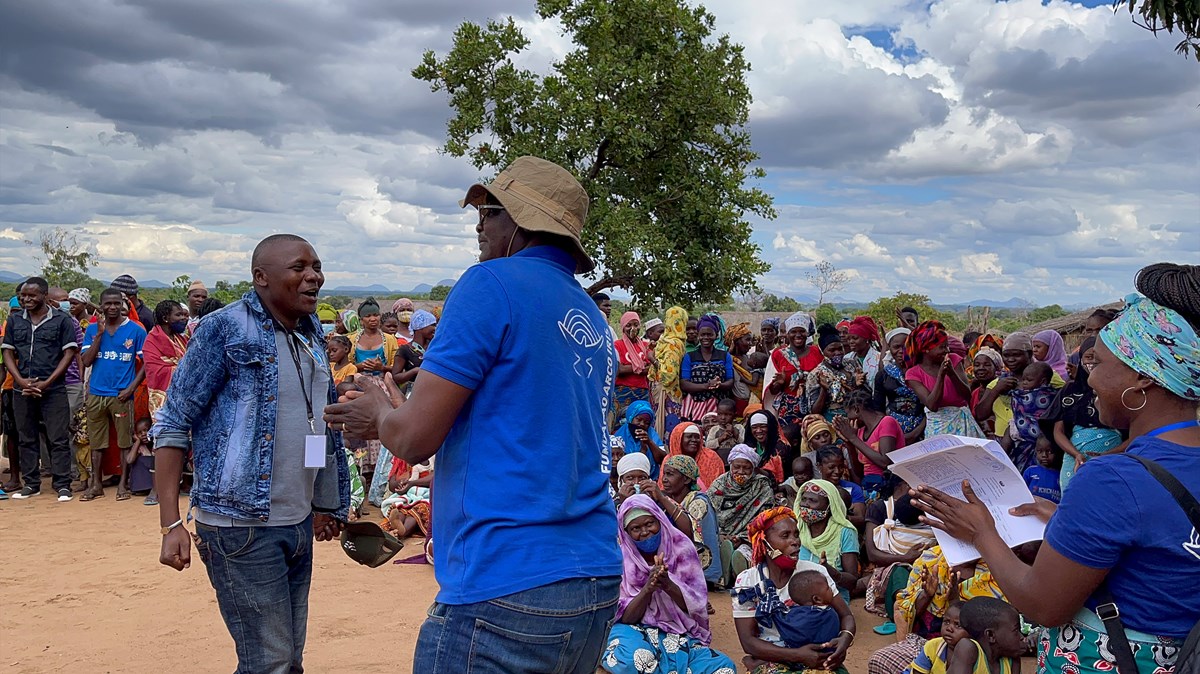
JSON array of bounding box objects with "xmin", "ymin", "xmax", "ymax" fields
[{"xmin": 476, "ymin": 204, "xmax": 506, "ymax": 223}]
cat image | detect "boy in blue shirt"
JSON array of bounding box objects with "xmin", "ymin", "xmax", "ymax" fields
[
  {"xmin": 325, "ymin": 156, "xmax": 622, "ymax": 674},
  {"xmin": 80, "ymin": 287, "xmax": 146, "ymax": 501},
  {"xmin": 1022, "ymin": 435, "xmax": 1062, "ymax": 504}
]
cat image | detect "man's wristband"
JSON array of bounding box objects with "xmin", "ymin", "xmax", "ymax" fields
[{"xmin": 160, "ymin": 519, "xmax": 184, "ymax": 536}]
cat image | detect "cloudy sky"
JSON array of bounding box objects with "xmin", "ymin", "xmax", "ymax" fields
[{"xmin": 1, "ymin": 0, "xmax": 1197, "ymax": 304}]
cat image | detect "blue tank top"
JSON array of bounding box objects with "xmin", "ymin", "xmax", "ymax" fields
[{"xmin": 354, "ymin": 345, "xmax": 385, "ymax": 365}]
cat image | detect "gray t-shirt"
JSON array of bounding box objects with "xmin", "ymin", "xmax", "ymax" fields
[{"xmin": 196, "ymin": 328, "xmax": 327, "ymax": 527}]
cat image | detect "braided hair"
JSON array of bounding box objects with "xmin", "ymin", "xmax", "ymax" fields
[
  {"xmin": 844, "ymin": 387, "xmax": 880, "ymax": 413},
  {"xmin": 154, "ymin": 299, "xmax": 183, "ymax": 327},
  {"xmin": 1136, "ymin": 263, "xmax": 1200, "ymax": 330}
]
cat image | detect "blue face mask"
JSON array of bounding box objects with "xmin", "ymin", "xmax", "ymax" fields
[
  {"xmin": 169, "ymin": 320, "xmax": 189, "ymax": 335},
  {"xmin": 321, "ymin": 323, "xmax": 336, "ymax": 335},
  {"xmin": 59, "ymin": 301, "xmax": 71, "ymax": 312},
  {"xmin": 633, "ymin": 531, "xmax": 662, "ymax": 555}
]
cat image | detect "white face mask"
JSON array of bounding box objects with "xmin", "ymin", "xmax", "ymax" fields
[{"xmin": 397, "ymin": 311, "xmax": 414, "ymax": 323}]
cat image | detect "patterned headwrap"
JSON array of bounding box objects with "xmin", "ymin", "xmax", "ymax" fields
[
  {"xmin": 654, "ymin": 307, "xmax": 688, "ymax": 399},
  {"xmin": 747, "ymin": 506, "xmax": 797, "ymax": 565},
  {"xmin": 68, "ymin": 288, "xmax": 92, "ymax": 305},
  {"xmin": 966, "ymin": 334, "xmax": 1004, "ymax": 376},
  {"xmin": 799, "ymin": 414, "xmax": 835, "ymax": 453},
  {"xmin": 974, "ymin": 347, "xmax": 1002, "ymax": 369},
  {"xmin": 410, "ymin": 309, "xmax": 437, "ymax": 331},
  {"xmin": 848, "ymin": 316, "xmax": 879, "ymax": 342},
  {"xmin": 392, "ymin": 298, "xmax": 415, "ymax": 314},
  {"xmin": 664, "ymin": 455, "xmax": 700, "ymax": 491},
  {"xmin": 726, "ymin": 321, "xmax": 751, "ymax": 346},
  {"xmin": 785, "ymin": 311, "xmax": 815, "ymax": 334},
  {"xmin": 794, "ymin": 479, "xmax": 856, "ymax": 567},
  {"xmin": 761, "ymin": 317, "xmax": 783, "ymax": 331},
  {"xmin": 696, "ymin": 314, "xmax": 724, "ymax": 347},
  {"xmin": 904, "ymin": 320, "xmax": 948, "ymax": 368},
  {"xmin": 1101, "ymin": 294, "xmax": 1200, "ymax": 401},
  {"xmin": 340, "ymin": 310, "xmax": 361, "ymax": 333}
]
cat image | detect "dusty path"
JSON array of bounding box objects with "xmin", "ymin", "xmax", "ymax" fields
[{"xmin": 0, "ymin": 484, "xmax": 897, "ymax": 673}]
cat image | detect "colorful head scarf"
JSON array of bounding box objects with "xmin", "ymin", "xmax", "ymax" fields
[
  {"xmin": 794, "ymin": 479, "xmax": 856, "ymax": 567},
  {"xmin": 747, "ymin": 506, "xmax": 797, "ymax": 565},
  {"xmin": 410, "ymin": 309, "xmax": 437, "ymax": 331},
  {"xmin": 664, "ymin": 455, "xmax": 700, "ymax": 491},
  {"xmin": 726, "ymin": 321, "xmax": 751, "ymax": 348},
  {"xmin": 316, "ymin": 303, "xmax": 338, "ymax": 323},
  {"xmin": 974, "ymin": 347, "xmax": 1002, "ymax": 369},
  {"xmin": 1033, "ymin": 330, "xmax": 1070, "ymax": 381},
  {"xmin": 966, "ymin": 334, "xmax": 1004, "ymax": 376},
  {"xmin": 785, "ymin": 311, "xmax": 815, "ymax": 334},
  {"xmin": 848, "ymin": 316, "xmax": 879, "ymax": 343},
  {"xmin": 1101, "ymin": 294, "xmax": 1200, "ymax": 401},
  {"xmin": 762, "ymin": 317, "xmax": 783, "ymax": 331},
  {"xmin": 946, "ymin": 335, "xmax": 968, "ymax": 359},
  {"xmin": 655, "ymin": 307, "xmax": 688, "ymax": 399},
  {"xmin": 68, "ymin": 288, "xmax": 92, "ymax": 305},
  {"xmin": 340, "ymin": 310, "xmax": 361, "ymax": 333},
  {"xmin": 616, "ymin": 495, "xmax": 713, "ymax": 643},
  {"xmin": 392, "ymin": 298, "xmax": 414, "ymax": 314},
  {"xmin": 799, "ymin": 414, "xmax": 834, "ymax": 453},
  {"xmin": 904, "ymin": 320, "xmax": 948, "ymax": 368},
  {"xmin": 836, "ymin": 319, "xmax": 851, "ymax": 333},
  {"xmin": 696, "ymin": 314, "xmax": 723, "ymax": 347},
  {"xmin": 619, "ymin": 311, "xmax": 648, "ymax": 372},
  {"xmin": 614, "ymin": 401, "xmax": 663, "ymax": 474}
]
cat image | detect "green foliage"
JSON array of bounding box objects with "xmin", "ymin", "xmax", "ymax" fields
[
  {"xmin": 413, "ymin": 0, "xmax": 774, "ymax": 307},
  {"xmin": 168, "ymin": 275, "xmax": 192, "ymax": 303},
  {"xmin": 428, "ymin": 285, "xmax": 452, "ymax": 302},
  {"xmin": 26, "ymin": 227, "xmax": 99, "ymax": 291},
  {"xmin": 1027, "ymin": 304, "xmax": 1068, "ymax": 323},
  {"xmin": 761, "ymin": 293, "xmax": 800, "ymax": 313},
  {"xmin": 1115, "ymin": 0, "xmax": 1200, "ymax": 59},
  {"xmin": 864, "ymin": 292, "xmax": 956, "ymax": 334},
  {"xmin": 814, "ymin": 303, "xmax": 840, "ymax": 328},
  {"xmin": 212, "ymin": 280, "xmax": 253, "ymax": 305}
]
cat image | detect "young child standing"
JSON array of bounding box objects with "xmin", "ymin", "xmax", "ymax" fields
[
  {"xmin": 1022, "ymin": 435, "xmax": 1062, "ymax": 504},
  {"xmin": 327, "ymin": 335, "xmax": 357, "ymax": 387},
  {"xmin": 948, "ymin": 597, "xmax": 1026, "ymax": 674}
]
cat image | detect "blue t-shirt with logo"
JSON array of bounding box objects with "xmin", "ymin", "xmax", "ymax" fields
[
  {"xmin": 420, "ymin": 245, "xmax": 622, "ymax": 604},
  {"xmin": 1045, "ymin": 437, "xmax": 1200, "ymax": 637},
  {"xmin": 82, "ymin": 319, "xmax": 147, "ymax": 397},
  {"xmin": 1022, "ymin": 465, "xmax": 1061, "ymax": 504}
]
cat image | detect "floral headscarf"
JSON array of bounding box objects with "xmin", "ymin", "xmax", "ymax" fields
[
  {"xmin": 664, "ymin": 455, "xmax": 700, "ymax": 491},
  {"xmin": 747, "ymin": 506, "xmax": 797, "ymax": 565},
  {"xmin": 1101, "ymin": 294, "xmax": 1200, "ymax": 400},
  {"xmin": 654, "ymin": 307, "xmax": 688, "ymax": 399}
]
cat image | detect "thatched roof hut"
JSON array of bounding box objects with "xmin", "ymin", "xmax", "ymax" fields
[{"xmin": 1021, "ymin": 301, "xmax": 1123, "ymax": 350}]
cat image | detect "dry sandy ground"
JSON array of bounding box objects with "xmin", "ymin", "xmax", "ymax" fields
[{"xmin": 0, "ymin": 484, "xmax": 897, "ymax": 673}]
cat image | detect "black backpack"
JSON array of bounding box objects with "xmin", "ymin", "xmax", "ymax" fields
[{"xmin": 1095, "ymin": 454, "xmax": 1200, "ymax": 674}]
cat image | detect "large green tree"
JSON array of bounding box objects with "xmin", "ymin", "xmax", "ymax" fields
[
  {"xmin": 25, "ymin": 227, "xmax": 103, "ymax": 294},
  {"xmin": 413, "ymin": 0, "xmax": 774, "ymax": 307}
]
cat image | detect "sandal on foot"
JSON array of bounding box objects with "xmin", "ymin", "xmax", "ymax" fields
[
  {"xmin": 80, "ymin": 491, "xmax": 105, "ymax": 502},
  {"xmin": 143, "ymin": 496, "xmax": 159, "ymax": 506},
  {"xmin": 116, "ymin": 492, "xmax": 132, "ymax": 502}
]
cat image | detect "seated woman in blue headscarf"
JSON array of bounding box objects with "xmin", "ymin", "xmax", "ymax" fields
[
  {"xmin": 602, "ymin": 494, "xmax": 738, "ymax": 674},
  {"xmin": 615, "ymin": 400, "xmax": 665, "ymax": 479}
]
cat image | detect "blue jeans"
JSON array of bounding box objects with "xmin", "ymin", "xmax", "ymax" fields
[
  {"xmin": 413, "ymin": 576, "xmax": 621, "ymax": 674},
  {"xmin": 195, "ymin": 515, "xmax": 313, "ymax": 674}
]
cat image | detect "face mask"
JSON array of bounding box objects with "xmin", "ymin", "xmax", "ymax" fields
[
  {"xmin": 397, "ymin": 311, "xmax": 414, "ymax": 323},
  {"xmin": 767, "ymin": 542, "xmax": 797, "ymax": 572},
  {"xmin": 797, "ymin": 506, "xmax": 829, "ymax": 525},
  {"xmin": 827, "ymin": 355, "xmax": 844, "ymax": 368},
  {"xmin": 58, "ymin": 301, "xmax": 71, "ymax": 312},
  {"xmin": 732, "ymin": 473, "xmax": 749, "ymax": 485},
  {"xmin": 169, "ymin": 320, "xmax": 188, "ymax": 335},
  {"xmin": 322, "ymin": 323, "xmax": 336, "ymax": 335},
  {"xmin": 633, "ymin": 531, "xmax": 662, "ymax": 554}
]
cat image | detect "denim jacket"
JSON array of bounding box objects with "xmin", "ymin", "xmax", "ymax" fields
[{"xmin": 152, "ymin": 291, "xmax": 350, "ymax": 522}]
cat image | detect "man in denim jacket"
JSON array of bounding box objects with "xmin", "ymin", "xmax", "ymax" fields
[{"xmin": 153, "ymin": 234, "xmax": 350, "ymax": 674}]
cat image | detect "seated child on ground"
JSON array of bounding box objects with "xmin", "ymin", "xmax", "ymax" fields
[
  {"xmin": 1022, "ymin": 435, "xmax": 1062, "ymax": 504},
  {"xmin": 775, "ymin": 569, "xmax": 841, "ymax": 648},
  {"xmin": 905, "ymin": 601, "xmax": 969, "ymax": 674},
  {"xmin": 948, "ymin": 597, "xmax": 1026, "ymax": 674}
]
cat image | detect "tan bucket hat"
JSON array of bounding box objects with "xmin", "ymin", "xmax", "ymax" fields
[{"xmin": 460, "ymin": 156, "xmax": 594, "ymax": 274}]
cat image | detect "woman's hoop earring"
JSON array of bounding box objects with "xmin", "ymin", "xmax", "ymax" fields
[{"xmin": 1120, "ymin": 386, "xmax": 1147, "ymax": 411}]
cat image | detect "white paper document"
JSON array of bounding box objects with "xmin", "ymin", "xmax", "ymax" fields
[{"xmin": 889, "ymin": 435, "xmax": 1045, "ymax": 566}]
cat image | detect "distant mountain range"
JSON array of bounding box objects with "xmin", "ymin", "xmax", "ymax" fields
[
  {"xmin": 0, "ymin": 270, "xmax": 28, "ymax": 283},
  {"xmin": 326, "ymin": 279, "xmax": 457, "ymax": 296}
]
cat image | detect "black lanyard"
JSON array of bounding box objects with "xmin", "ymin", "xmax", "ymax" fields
[{"xmin": 283, "ymin": 330, "xmax": 316, "ymax": 434}]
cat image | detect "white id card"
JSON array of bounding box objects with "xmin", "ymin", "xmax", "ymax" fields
[{"xmin": 304, "ymin": 435, "xmax": 326, "ymax": 469}]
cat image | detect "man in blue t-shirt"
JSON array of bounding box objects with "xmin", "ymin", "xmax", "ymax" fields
[
  {"xmin": 326, "ymin": 156, "xmax": 622, "ymax": 674},
  {"xmin": 80, "ymin": 287, "xmax": 146, "ymax": 501}
]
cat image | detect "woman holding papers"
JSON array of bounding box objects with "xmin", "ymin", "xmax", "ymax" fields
[{"xmin": 911, "ymin": 263, "xmax": 1200, "ymax": 674}]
